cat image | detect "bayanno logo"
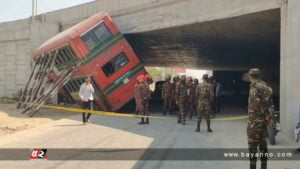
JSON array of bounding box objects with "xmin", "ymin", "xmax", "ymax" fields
[{"xmin": 30, "ymin": 149, "xmax": 48, "ymax": 160}]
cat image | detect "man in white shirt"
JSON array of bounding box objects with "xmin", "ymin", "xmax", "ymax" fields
[{"xmin": 79, "ymin": 76, "xmax": 95, "ymax": 124}]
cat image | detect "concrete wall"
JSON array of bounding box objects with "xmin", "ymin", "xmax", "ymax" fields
[
  {"xmin": 0, "ymin": 19, "xmax": 31, "ymax": 96},
  {"xmin": 0, "ymin": 0, "xmax": 282, "ymax": 97},
  {"xmin": 0, "ymin": 19, "xmax": 59, "ymax": 97},
  {"xmin": 280, "ymin": 0, "xmax": 300, "ymax": 138}
]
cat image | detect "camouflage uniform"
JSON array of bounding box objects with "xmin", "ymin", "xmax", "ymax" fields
[
  {"xmin": 247, "ymin": 69, "xmax": 273, "ymax": 169},
  {"xmin": 162, "ymin": 78, "xmax": 173, "ymax": 115},
  {"xmin": 188, "ymin": 79, "xmax": 198, "ymax": 119},
  {"xmin": 134, "ymin": 82, "xmax": 141, "ymax": 114},
  {"xmin": 195, "ymin": 75, "xmax": 214, "ymax": 132},
  {"xmin": 137, "ymin": 82, "xmax": 151, "ymax": 115},
  {"xmin": 176, "ymin": 76, "xmax": 188, "ymax": 125},
  {"xmin": 209, "ymin": 78, "xmax": 217, "ymax": 117},
  {"xmin": 171, "ymin": 76, "xmax": 180, "ymax": 114}
]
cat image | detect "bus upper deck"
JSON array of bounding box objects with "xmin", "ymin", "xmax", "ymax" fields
[{"xmin": 19, "ymin": 12, "xmax": 149, "ymax": 116}]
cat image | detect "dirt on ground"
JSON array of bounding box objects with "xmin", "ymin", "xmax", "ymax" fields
[{"xmin": 0, "ymin": 103, "xmax": 75, "ymax": 137}]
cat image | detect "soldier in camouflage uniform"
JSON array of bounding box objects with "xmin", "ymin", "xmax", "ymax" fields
[
  {"xmin": 162, "ymin": 76, "xmax": 173, "ymax": 115},
  {"xmin": 176, "ymin": 75, "xmax": 188, "ymax": 125},
  {"xmin": 186, "ymin": 76, "xmax": 193, "ymax": 91},
  {"xmin": 195, "ymin": 74, "xmax": 214, "ymax": 132},
  {"xmin": 136, "ymin": 75, "xmax": 151, "ymax": 125},
  {"xmin": 171, "ymin": 76, "xmax": 180, "ymax": 115},
  {"xmin": 208, "ymin": 76, "xmax": 217, "ymax": 118},
  {"xmin": 188, "ymin": 78, "xmax": 198, "ymax": 119},
  {"xmin": 134, "ymin": 77, "xmax": 141, "ymax": 115},
  {"xmin": 247, "ymin": 68, "xmax": 274, "ymax": 169}
]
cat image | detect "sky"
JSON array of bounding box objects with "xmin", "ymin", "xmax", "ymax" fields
[{"xmin": 0, "ymin": 0, "xmax": 95, "ymax": 22}]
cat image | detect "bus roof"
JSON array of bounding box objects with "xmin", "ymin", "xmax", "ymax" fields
[{"xmin": 33, "ymin": 12, "xmax": 108, "ymax": 59}]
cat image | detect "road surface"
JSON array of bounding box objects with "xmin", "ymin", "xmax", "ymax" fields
[{"xmin": 0, "ymin": 108, "xmax": 299, "ymax": 169}]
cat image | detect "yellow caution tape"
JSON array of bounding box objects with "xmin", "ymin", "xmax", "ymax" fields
[
  {"xmin": 213, "ymin": 115, "xmax": 248, "ymax": 121},
  {"xmin": 0, "ymin": 98, "xmax": 248, "ymax": 121}
]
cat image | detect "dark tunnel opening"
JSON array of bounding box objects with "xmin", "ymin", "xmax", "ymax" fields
[{"xmin": 122, "ymin": 9, "xmax": 281, "ymax": 115}]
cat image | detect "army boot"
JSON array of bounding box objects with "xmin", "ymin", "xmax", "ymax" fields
[
  {"xmin": 195, "ymin": 121, "xmax": 200, "ymax": 132},
  {"xmin": 138, "ymin": 118, "xmax": 145, "ymax": 125},
  {"xmin": 206, "ymin": 118, "xmax": 213, "ymax": 132},
  {"xmin": 177, "ymin": 114, "xmax": 181, "ymax": 124},
  {"xmin": 145, "ymin": 118, "xmax": 149, "ymax": 124}
]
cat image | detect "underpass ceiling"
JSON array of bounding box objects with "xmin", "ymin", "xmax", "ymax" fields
[{"xmin": 125, "ymin": 9, "xmax": 280, "ymax": 70}]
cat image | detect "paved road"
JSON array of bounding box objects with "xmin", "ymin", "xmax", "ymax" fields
[{"xmin": 0, "ymin": 111, "xmax": 299, "ymax": 169}]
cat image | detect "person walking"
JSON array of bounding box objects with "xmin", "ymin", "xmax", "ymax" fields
[{"xmin": 79, "ymin": 76, "xmax": 95, "ymax": 125}]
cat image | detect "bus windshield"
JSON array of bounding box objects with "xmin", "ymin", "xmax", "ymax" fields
[{"xmin": 81, "ymin": 22, "xmax": 112, "ymax": 50}]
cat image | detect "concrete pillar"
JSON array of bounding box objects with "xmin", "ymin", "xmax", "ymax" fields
[{"xmin": 280, "ymin": 0, "xmax": 300, "ymax": 138}]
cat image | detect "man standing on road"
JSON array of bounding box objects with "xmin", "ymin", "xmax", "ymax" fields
[
  {"xmin": 171, "ymin": 76, "xmax": 180, "ymax": 115},
  {"xmin": 134, "ymin": 76, "xmax": 141, "ymax": 115},
  {"xmin": 162, "ymin": 76, "xmax": 173, "ymax": 115},
  {"xmin": 209, "ymin": 76, "xmax": 217, "ymax": 118},
  {"xmin": 176, "ymin": 75, "xmax": 188, "ymax": 125},
  {"xmin": 79, "ymin": 76, "xmax": 95, "ymax": 125},
  {"xmin": 188, "ymin": 78, "xmax": 198, "ymax": 119},
  {"xmin": 137, "ymin": 75, "xmax": 151, "ymax": 125},
  {"xmin": 195, "ymin": 74, "xmax": 214, "ymax": 132},
  {"xmin": 247, "ymin": 68, "xmax": 273, "ymax": 169}
]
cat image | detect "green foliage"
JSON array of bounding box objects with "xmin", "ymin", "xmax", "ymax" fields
[{"xmin": 145, "ymin": 67, "xmax": 163, "ymax": 81}]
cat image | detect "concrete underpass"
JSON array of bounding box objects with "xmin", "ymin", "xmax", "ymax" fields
[{"xmin": 124, "ymin": 9, "xmax": 280, "ymax": 115}]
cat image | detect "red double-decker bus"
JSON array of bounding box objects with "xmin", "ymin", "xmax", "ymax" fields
[{"xmin": 33, "ymin": 12, "xmax": 148, "ymax": 111}]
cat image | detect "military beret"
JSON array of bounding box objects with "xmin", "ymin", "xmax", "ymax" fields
[{"xmin": 249, "ymin": 68, "xmax": 260, "ymax": 75}]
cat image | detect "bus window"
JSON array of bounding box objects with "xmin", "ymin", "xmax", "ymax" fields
[
  {"xmin": 102, "ymin": 52, "xmax": 129, "ymax": 77},
  {"xmin": 81, "ymin": 22, "xmax": 112, "ymax": 50},
  {"xmin": 55, "ymin": 45, "xmax": 77, "ymax": 67}
]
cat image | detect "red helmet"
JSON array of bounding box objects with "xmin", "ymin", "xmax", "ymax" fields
[{"xmin": 137, "ymin": 75, "xmax": 146, "ymax": 83}]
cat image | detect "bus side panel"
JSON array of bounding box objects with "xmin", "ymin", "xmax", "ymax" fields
[
  {"xmin": 80, "ymin": 39, "xmax": 140, "ymax": 88},
  {"xmin": 103, "ymin": 16, "xmax": 119, "ymax": 34},
  {"xmin": 70, "ymin": 37, "xmax": 89, "ymax": 58},
  {"xmin": 108, "ymin": 69, "xmax": 148, "ymax": 111}
]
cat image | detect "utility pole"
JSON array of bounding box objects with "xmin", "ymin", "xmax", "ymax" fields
[{"xmin": 32, "ymin": 0, "xmax": 37, "ymax": 18}]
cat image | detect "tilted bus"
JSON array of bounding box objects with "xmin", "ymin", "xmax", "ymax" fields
[{"xmin": 33, "ymin": 12, "xmax": 149, "ymax": 111}]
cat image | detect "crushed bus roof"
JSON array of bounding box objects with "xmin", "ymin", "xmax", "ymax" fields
[{"xmin": 33, "ymin": 12, "xmax": 109, "ymax": 59}]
